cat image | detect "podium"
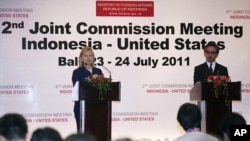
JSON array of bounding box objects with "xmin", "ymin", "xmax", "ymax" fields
[
  {"xmin": 190, "ymin": 81, "xmax": 241, "ymax": 138},
  {"xmin": 79, "ymin": 82, "xmax": 121, "ymax": 141}
]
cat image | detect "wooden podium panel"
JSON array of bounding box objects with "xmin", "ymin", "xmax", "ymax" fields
[
  {"xmin": 190, "ymin": 81, "xmax": 241, "ymax": 138},
  {"xmin": 79, "ymin": 82, "xmax": 121, "ymax": 141},
  {"xmin": 84, "ymin": 100, "xmax": 111, "ymax": 141}
]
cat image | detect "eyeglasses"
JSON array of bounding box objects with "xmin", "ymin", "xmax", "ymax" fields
[{"xmin": 205, "ymin": 50, "xmax": 217, "ymax": 55}]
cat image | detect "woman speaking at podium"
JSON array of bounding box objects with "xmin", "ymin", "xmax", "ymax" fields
[{"xmin": 71, "ymin": 46, "xmax": 103, "ymax": 132}]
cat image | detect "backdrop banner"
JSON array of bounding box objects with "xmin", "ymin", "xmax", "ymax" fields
[{"xmin": 1, "ymin": 0, "xmax": 250, "ymax": 140}]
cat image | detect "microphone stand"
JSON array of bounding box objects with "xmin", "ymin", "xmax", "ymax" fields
[{"xmin": 101, "ymin": 65, "xmax": 112, "ymax": 79}]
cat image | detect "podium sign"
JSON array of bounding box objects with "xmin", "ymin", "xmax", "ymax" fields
[
  {"xmin": 190, "ymin": 81, "xmax": 241, "ymax": 138},
  {"xmin": 79, "ymin": 82, "xmax": 121, "ymax": 141}
]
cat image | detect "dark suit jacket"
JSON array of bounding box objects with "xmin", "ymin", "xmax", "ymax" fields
[{"xmin": 193, "ymin": 62, "xmax": 228, "ymax": 84}]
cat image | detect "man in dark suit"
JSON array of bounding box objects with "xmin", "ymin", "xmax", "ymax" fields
[
  {"xmin": 193, "ymin": 41, "xmax": 228, "ymax": 84},
  {"xmin": 193, "ymin": 41, "xmax": 229, "ymax": 139}
]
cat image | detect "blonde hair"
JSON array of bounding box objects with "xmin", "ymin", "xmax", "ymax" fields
[{"xmin": 79, "ymin": 46, "xmax": 95, "ymax": 68}]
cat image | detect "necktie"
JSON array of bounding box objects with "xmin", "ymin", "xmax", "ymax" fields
[{"xmin": 209, "ymin": 63, "xmax": 213, "ymax": 74}]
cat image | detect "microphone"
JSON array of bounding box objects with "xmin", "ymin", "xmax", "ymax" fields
[{"xmin": 101, "ymin": 65, "xmax": 112, "ymax": 79}]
